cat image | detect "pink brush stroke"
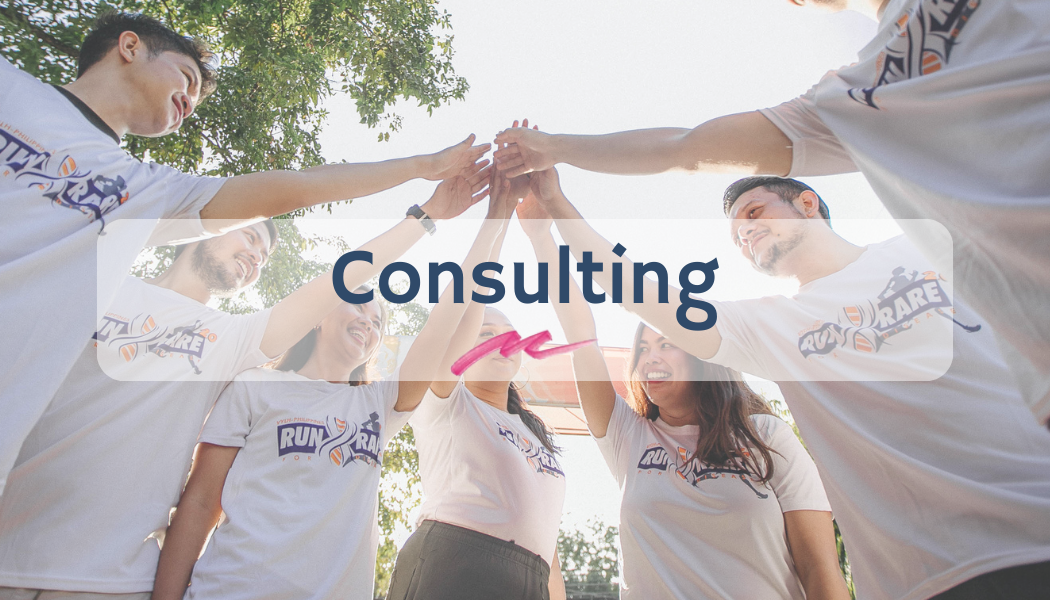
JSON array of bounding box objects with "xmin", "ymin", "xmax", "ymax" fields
[{"xmin": 451, "ymin": 330, "xmax": 596, "ymax": 377}]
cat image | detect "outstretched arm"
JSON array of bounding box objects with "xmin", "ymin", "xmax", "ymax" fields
[
  {"xmin": 394, "ymin": 172, "xmax": 519, "ymax": 411},
  {"xmin": 151, "ymin": 443, "xmax": 239, "ymax": 600},
  {"xmin": 259, "ymin": 160, "xmax": 491, "ymax": 359},
  {"xmin": 200, "ymin": 134, "xmax": 491, "ymax": 233},
  {"xmin": 528, "ymin": 171, "xmax": 723, "ymax": 361},
  {"xmin": 519, "ymin": 174, "xmax": 616, "ymax": 437},
  {"xmin": 493, "ymin": 113, "xmax": 790, "ymax": 178},
  {"xmin": 429, "ymin": 170, "xmax": 522, "ymax": 399}
]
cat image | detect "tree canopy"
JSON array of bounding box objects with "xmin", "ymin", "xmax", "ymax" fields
[{"xmin": 1, "ymin": 0, "xmax": 469, "ymax": 176}]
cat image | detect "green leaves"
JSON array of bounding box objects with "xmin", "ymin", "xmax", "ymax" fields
[{"xmin": 2, "ymin": 0, "xmax": 468, "ymax": 177}]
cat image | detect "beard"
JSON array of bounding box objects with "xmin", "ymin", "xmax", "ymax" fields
[
  {"xmin": 753, "ymin": 224, "xmax": 808, "ymax": 277},
  {"xmin": 191, "ymin": 241, "xmax": 239, "ymax": 298}
]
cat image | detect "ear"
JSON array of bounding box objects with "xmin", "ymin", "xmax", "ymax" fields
[
  {"xmin": 797, "ymin": 190, "xmax": 822, "ymax": 219},
  {"xmin": 116, "ymin": 31, "xmax": 144, "ymax": 64}
]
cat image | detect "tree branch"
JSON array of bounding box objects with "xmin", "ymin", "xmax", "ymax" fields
[{"xmin": 0, "ymin": 3, "xmax": 80, "ymax": 58}]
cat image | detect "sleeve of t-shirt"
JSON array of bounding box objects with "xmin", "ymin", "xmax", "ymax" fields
[
  {"xmin": 372, "ymin": 375, "xmax": 410, "ymax": 446},
  {"xmin": 709, "ymin": 299, "xmax": 776, "ymax": 381},
  {"xmin": 410, "ymin": 382, "xmax": 459, "ymax": 429},
  {"xmin": 223, "ymin": 308, "xmax": 274, "ymax": 378},
  {"xmin": 143, "ymin": 164, "xmax": 228, "ymax": 247},
  {"xmin": 592, "ymin": 394, "xmax": 641, "ymax": 488},
  {"xmin": 199, "ymin": 378, "xmax": 256, "ymax": 448},
  {"xmin": 757, "ymin": 415, "xmax": 832, "ymax": 513},
  {"xmin": 760, "ymin": 81, "xmax": 859, "ymax": 177}
]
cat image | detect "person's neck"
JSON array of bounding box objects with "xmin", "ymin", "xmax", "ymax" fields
[
  {"xmin": 783, "ymin": 232, "xmax": 866, "ymax": 287},
  {"xmin": 146, "ymin": 263, "xmax": 212, "ymax": 305},
  {"xmin": 466, "ymin": 380, "xmax": 510, "ymax": 412},
  {"xmin": 656, "ymin": 401, "xmax": 700, "ymax": 427},
  {"xmin": 296, "ymin": 352, "xmax": 359, "ymax": 384},
  {"xmin": 62, "ymin": 73, "xmax": 131, "ymax": 138}
]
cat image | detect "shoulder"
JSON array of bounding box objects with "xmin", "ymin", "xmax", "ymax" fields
[{"xmin": 748, "ymin": 413, "xmax": 792, "ymax": 444}]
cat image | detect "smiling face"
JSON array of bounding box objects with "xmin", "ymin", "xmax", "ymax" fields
[
  {"xmin": 123, "ymin": 43, "xmax": 202, "ymax": 136},
  {"xmin": 314, "ymin": 300, "xmax": 385, "ymax": 370},
  {"xmin": 463, "ymin": 308, "xmax": 522, "ymax": 383},
  {"xmin": 728, "ymin": 187, "xmax": 816, "ymax": 277},
  {"xmin": 632, "ymin": 326, "xmax": 703, "ymax": 414},
  {"xmin": 189, "ymin": 223, "xmax": 272, "ymax": 296}
]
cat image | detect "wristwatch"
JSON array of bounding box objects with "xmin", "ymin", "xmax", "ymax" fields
[{"xmin": 406, "ymin": 204, "xmax": 436, "ymax": 236}]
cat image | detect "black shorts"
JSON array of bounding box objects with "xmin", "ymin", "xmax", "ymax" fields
[
  {"xmin": 387, "ymin": 520, "xmax": 551, "ymax": 600},
  {"xmin": 929, "ymin": 560, "xmax": 1050, "ymax": 600}
]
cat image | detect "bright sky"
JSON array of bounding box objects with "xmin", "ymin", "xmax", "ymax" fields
[{"xmin": 292, "ymin": 0, "xmax": 891, "ymax": 531}]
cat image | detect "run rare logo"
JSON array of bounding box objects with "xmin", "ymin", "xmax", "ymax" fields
[
  {"xmin": 277, "ymin": 412, "xmax": 383, "ymax": 468},
  {"xmin": 1, "ymin": 127, "xmax": 129, "ymax": 232},
  {"xmin": 797, "ymin": 267, "xmax": 980, "ymax": 359},
  {"xmin": 849, "ymin": 0, "xmax": 981, "ymax": 109},
  {"xmin": 94, "ymin": 313, "xmax": 218, "ymax": 375},
  {"xmin": 637, "ymin": 443, "xmax": 769, "ymax": 499},
  {"xmin": 496, "ymin": 421, "xmax": 564, "ymax": 478}
]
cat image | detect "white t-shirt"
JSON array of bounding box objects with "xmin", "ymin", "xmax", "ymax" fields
[
  {"xmin": 411, "ymin": 382, "xmax": 567, "ymax": 564},
  {"xmin": 187, "ymin": 368, "xmax": 410, "ymax": 600},
  {"xmin": 596, "ymin": 397, "xmax": 830, "ymax": 600},
  {"xmin": 0, "ymin": 276, "xmax": 269, "ymax": 593},
  {"xmin": 760, "ymin": 0, "xmax": 1050, "ymax": 422},
  {"xmin": 710, "ymin": 236, "xmax": 1050, "ymax": 600},
  {"xmin": 0, "ymin": 57, "xmax": 227, "ymax": 494}
]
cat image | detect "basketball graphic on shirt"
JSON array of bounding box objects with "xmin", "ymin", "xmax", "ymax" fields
[
  {"xmin": 847, "ymin": 0, "xmax": 982, "ymax": 109},
  {"xmin": 277, "ymin": 413, "xmax": 383, "ymax": 468}
]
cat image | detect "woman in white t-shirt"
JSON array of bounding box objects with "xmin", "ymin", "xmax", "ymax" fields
[
  {"xmin": 386, "ymin": 173, "xmax": 567, "ymax": 600},
  {"xmin": 518, "ymin": 168, "xmax": 850, "ymax": 600},
  {"xmin": 150, "ymin": 180, "xmax": 511, "ymax": 600}
]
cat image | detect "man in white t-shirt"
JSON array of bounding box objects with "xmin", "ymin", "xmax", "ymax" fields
[
  {"xmin": 493, "ymin": 0, "xmax": 1050, "ymax": 427},
  {"xmin": 0, "ymin": 162, "xmax": 489, "ymax": 598},
  {"xmin": 530, "ymin": 172, "xmax": 1050, "ymax": 600},
  {"xmin": 0, "ymin": 12, "xmax": 489, "ymax": 496}
]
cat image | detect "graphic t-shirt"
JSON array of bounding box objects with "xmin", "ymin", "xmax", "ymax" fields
[
  {"xmin": 0, "ymin": 276, "xmax": 269, "ymax": 593},
  {"xmin": 760, "ymin": 0, "xmax": 1050, "ymax": 422},
  {"xmin": 710, "ymin": 236, "xmax": 1050, "ymax": 600},
  {"xmin": 596, "ymin": 399, "xmax": 830, "ymax": 600},
  {"xmin": 187, "ymin": 368, "xmax": 410, "ymax": 600},
  {"xmin": 0, "ymin": 57, "xmax": 227, "ymax": 493},
  {"xmin": 412, "ymin": 383, "xmax": 567, "ymax": 564}
]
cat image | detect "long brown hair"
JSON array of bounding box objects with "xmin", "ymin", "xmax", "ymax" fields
[
  {"xmin": 625, "ymin": 323, "xmax": 778, "ymax": 483},
  {"xmin": 274, "ymin": 295, "xmax": 389, "ymax": 387},
  {"xmin": 507, "ymin": 383, "xmax": 560, "ymax": 455}
]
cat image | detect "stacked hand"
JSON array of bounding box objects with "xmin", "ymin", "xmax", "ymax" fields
[
  {"xmin": 421, "ymin": 157, "xmax": 492, "ymax": 220},
  {"xmin": 494, "ymin": 118, "xmax": 556, "ymax": 178},
  {"xmin": 424, "ymin": 134, "xmax": 492, "ymax": 182}
]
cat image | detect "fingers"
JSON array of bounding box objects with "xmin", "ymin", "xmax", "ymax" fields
[
  {"xmin": 461, "ymin": 133, "xmax": 476, "ymax": 147},
  {"xmin": 462, "ymin": 158, "xmax": 490, "ymax": 180},
  {"xmin": 469, "ymin": 165, "xmax": 493, "ymax": 194},
  {"xmin": 469, "ymin": 143, "xmax": 491, "ymax": 159},
  {"xmin": 493, "ymin": 128, "xmax": 521, "ymax": 145}
]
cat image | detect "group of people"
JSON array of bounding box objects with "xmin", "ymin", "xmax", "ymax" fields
[{"xmin": 0, "ymin": 1, "xmax": 1048, "ymax": 599}]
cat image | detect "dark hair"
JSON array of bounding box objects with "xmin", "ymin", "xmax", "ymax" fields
[
  {"xmin": 507, "ymin": 384, "xmax": 561, "ymax": 455},
  {"xmin": 173, "ymin": 220, "xmax": 279, "ymax": 260},
  {"xmin": 723, "ymin": 176, "xmax": 831, "ymax": 225},
  {"xmin": 78, "ymin": 12, "xmax": 217, "ymax": 98},
  {"xmin": 625, "ymin": 323, "xmax": 778, "ymax": 483},
  {"xmin": 274, "ymin": 292, "xmax": 390, "ymax": 386}
]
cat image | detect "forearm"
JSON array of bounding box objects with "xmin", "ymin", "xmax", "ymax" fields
[
  {"xmin": 548, "ymin": 112, "xmax": 791, "ymax": 176},
  {"xmin": 151, "ymin": 497, "xmax": 222, "ymax": 600},
  {"xmin": 530, "ymin": 232, "xmax": 596, "ymax": 342},
  {"xmin": 261, "ymin": 217, "xmax": 425, "ymax": 358},
  {"xmin": 203, "ymin": 155, "xmax": 430, "ymax": 222},
  {"xmin": 785, "ymin": 511, "xmax": 851, "ymax": 600},
  {"xmin": 547, "ymin": 195, "xmax": 720, "ymax": 359},
  {"xmin": 401, "ymin": 217, "xmax": 505, "ymax": 400}
]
